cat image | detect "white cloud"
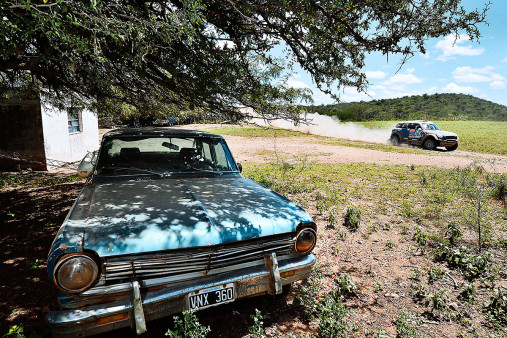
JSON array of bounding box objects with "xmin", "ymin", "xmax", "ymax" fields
[
  {"xmin": 382, "ymin": 68, "xmax": 422, "ymax": 91},
  {"xmin": 503, "ymin": 58, "xmax": 507, "ymax": 63},
  {"xmin": 453, "ymin": 66, "xmax": 504, "ymax": 83},
  {"xmin": 365, "ymin": 71, "xmax": 388, "ymax": 80},
  {"xmin": 442, "ymin": 82, "xmax": 479, "ymax": 94},
  {"xmin": 216, "ymin": 40, "xmax": 236, "ymax": 49},
  {"xmin": 286, "ymin": 79, "xmax": 311, "ymax": 89},
  {"xmin": 435, "ymin": 35, "xmax": 484, "ymax": 61},
  {"xmin": 490, "ymin": 81, "xmax": 506, "ymax": 90}
]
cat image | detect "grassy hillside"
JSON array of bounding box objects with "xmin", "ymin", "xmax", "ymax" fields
[{"xmin": 305, "ymin": 93, "xmax": 507, "ymax": 121}]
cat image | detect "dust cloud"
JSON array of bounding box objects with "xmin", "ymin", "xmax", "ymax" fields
[{"xmin": 253, "ymin": 113, "xmax": 393, "ymax": 144}]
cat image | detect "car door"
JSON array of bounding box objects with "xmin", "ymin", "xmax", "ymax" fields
[
  {"xmin": 408, "ymin": 123, "xmax": 424, "ymax": 144},
  {"xmin": 400, "ymin": 123, "xmax": 409, "ymax": 141}
]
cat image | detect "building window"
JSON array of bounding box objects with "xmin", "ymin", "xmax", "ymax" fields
[{"xmin": 68, "ymin": 108, "xmax": 82, "ymax": 133}]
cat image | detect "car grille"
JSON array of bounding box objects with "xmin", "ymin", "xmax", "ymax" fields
[
  {"xmin": 102, "ymin": 233, "xmax": 295, "ymax": 284},
  {"xmin": 443, "ymin": 136, "xmax": 457, "ymax": 140}
]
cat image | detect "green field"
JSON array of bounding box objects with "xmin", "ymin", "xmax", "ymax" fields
[{"xmin": 357, "ymin": 121, "xmax": 507, "ymax": 155}]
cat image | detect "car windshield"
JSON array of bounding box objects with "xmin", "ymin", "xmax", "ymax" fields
[
  {"xmin": 95, "ymin": 136, "xmax": 236, "ymax": 176},
  {"xmin": 422, "ymin": 123, "xmax": 440, "ymax": 130}
]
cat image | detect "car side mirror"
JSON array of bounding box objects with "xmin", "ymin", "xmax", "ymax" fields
[
  {"xmin": 237, "ymin": 162, "xmax": 243, "ymax": 173},
  {"xmin": 77, "ymin": 151, "xmax": 98, "ymax": 178}
]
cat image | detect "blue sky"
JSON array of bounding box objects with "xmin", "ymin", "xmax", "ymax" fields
[{"xmin": 285, "ymin": 1, "xmax": 507, "ymax": 106}]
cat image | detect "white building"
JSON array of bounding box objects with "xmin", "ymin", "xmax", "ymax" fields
[{"xmin": 0, "ymin": 94, "xmax": 99, "ymax": 171}]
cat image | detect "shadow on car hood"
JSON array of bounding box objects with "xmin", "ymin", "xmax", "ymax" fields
[{"xmin": 60, "ymin": 176, "xmax": 312, "ymax": 257}]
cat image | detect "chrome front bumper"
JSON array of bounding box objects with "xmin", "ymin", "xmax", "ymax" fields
[{"xmin": 47, "ymin": 254, "xmax": 315, "ymax": 337}]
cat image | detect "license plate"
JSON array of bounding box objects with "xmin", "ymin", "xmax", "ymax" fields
[{"xmin": 188, "ymin": 283, "xmax": 235, "ymax": 311}]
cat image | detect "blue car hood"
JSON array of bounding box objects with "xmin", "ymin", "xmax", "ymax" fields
[{"xmin": 55, "ymin": 176, "xmax": 312, "ymax": 257}]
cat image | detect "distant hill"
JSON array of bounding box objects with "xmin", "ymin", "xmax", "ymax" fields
[{"xmin": 304, "ymin": 93, "xmax": 507, "ymax": 121}]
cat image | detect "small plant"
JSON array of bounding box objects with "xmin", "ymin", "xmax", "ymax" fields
[
  {"xmin": 4, "ymin": 324, "xmax": 25, "ymax": 338},
  {"xmin": 412, "ymin": 228, "xmax": 427, "ymax": 246},
  {"xmin": 336, "ymin": 229, "xmax": 347, "ymax": 241},
  {"xmin": 386, "ymin": 240, "xmax": 396, "ymax": 249},
  {"xmin": 401, "ymin": 201, "xmax": 416, "ymax": 218},
  {"xmin": 374, "ymin": 282, "xmax": 383, "ymax": 292},
  {"xmin": 425, "ymin": 289, "xmax": 448, "ymax": 312},
  {"xmin": 316, "ymin": 295, "xmax": 351, "ymax": 338},
  {"xmin": 334, "ymin": 274, "xmax": 357, "ymax": 298},
  {"xmin": 410, "ymin": 283, "xmax": 427, "ymax": 301},
  {"xmin": 395, "ymin": 309, "xmax": 423, "ymax": 338},
  {"xmin": 165, "ymin": 310, "xmax": 210, "ymax": 338},
  {"xmin": 428, "ymin": 266, "xmax": 444, "ymax": 283},
  {"xmin": 445, "ymin": 223, "xmax": 462, "ymax": 246},
  {"xmin": 295, "ymin": 266, "xmax": 322, "ymax": 319},
  {"xmin": 484, "ymin": 289, "xmax": 507, "ymax": 326},
  {"xmin": 410, "ymin": 268, "xmax": 422, "ymax": 281},
  {"xmin": 327, "ymin": 208, "xmax": 340, "ymax": 229},
  {"xmin": 457, "ymin": 282, "xmax": 476, "ymax": 303},
  {"xmin": 434, "ymin": 244, "xmax": 490, "ymax": 280},
  {"xmin": 382, "ymin": 223, "xmax": 391, "ymax": 231},
  {"xmin": 343, "ymin": 207, "xmax": 361, "ymax": 231},
  {"xmin": 249, "ymin": 309, "xmax": 265, "ymax": 338},
  {"xmin": 400, "ymin": 224, "xmax": 409, "ymax": 235}
]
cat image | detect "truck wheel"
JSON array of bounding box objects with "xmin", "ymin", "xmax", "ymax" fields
[
  {"xmin": 390, "ymin": 135, "xmax": 400, "ymax": 146},
  {"xmin": 445, "ymin": 143, "xmax": 458, "ymax": 151},
  {"xmin": 423, "ymin": 138, "xmax": 436, "ymax": 150}
]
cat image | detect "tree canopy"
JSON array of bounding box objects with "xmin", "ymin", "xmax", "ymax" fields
[{"xmin": 0, "ymin": 0, "xmax": 489, "ymax": 121}]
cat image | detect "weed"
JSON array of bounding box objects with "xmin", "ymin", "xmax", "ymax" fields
[
  {"xmin": 395, "ymin": 309, "xmax": 424, "ymax": 338},
  {"xmin": 428, "ymin": 266, "xmax": 444, "ymax": 283},
  {"xmin": 488, "ymin": 173, "xmax": 506, "ymax": 205},
  {"xmin": 343, "ymin": 207, "xmax": 361, "ymax": 231},
  {"xmin": 333, "ymin": 274, "xmax": 357, "ymax": 298},
  {"xmin": 295, "ymin": 266, "xmax": 322, "ymax": 319},
  {"xmin": 400, "ymin": 224, "xmax": 409, "ymax": 235},
  {"xmin": 445, "ymin": 223, "xmax": 462, "ymax": 246},
  {"xmin": 434, "ymin": 245, "xmax": 490, "ymax": 280},
  {"xmin": 249, "ymin": 309, "xmax": 265, "ymax": 338},
  {"xmin": 374, "ymin": 282, "xmax": 383, "ymax": 292},
  {"xmin": 316, "ymin": 295, "xmax": 351, "ymax": 338},
  {"xmin": 457, "ymin": 283, "xmax": 476, "ymax": 303},
  {"xmin": 336, "ymin": 230, "xmax": 347, "ymax": 241},
  {"xmin": 410, "ymin": 268, "xmax": 422, "ymax": 281},
  {"xmin": 410, "ymin": 283, "xmax": 427, "ymax": 301},
  {"xmin": 3, "ymin": 324, "xmax": 25, "ymax": 338},
  {"xmin": 425, "ymin": 289, "xmax": 448, "ymax": 312},
  {"xmin": 382, "ymin": 223, "xmax": 391, "ymax": 231},
  {"xmin": 386, "ymin": 240, "xmax": 396, "ymax": 249},
  {"xmin": 165, "ymin": 310, "xmax": 210, "ymax": 338},
  {"xmin": 412, "ymin": 228, "xmax": 427, "ymax": 253},
  {"xmin": 484, "ymin": 289, "xmax": 507, "ymax": 326},
  {"xmin": 327, "ymin": 208, "xmax": 340, "ymax": 229}
]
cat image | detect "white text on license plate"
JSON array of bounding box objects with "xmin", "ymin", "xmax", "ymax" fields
[{"xmin": 188, "ymin": 283, "xmax": 235, "ymax": 311}]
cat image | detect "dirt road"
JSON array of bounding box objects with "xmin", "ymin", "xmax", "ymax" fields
[{"xmin": 185, "ymin": 125, "xmax": 507, "ymax": 173}]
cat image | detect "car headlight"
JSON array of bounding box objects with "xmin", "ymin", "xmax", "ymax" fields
[
  {"xmin": 54, "ymin": 254, "xmax": 99, "ymax": 293},
  {"xmin": 294, "ymin": 228, "xmax": 317, "ymax": 254},
  {"xmin": 436, "ymin": 134, "xmax": 443, "ymax": 139}
]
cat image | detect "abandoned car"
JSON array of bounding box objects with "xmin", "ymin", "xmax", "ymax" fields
[
  {"xmin": 46, "ymin": 128, "xmax": 317, "ymax": 336},
  {"xmin": 390, "ymin": 120, "xmax": 459, "ymax": 151}
]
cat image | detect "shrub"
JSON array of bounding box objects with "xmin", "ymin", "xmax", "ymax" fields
[
  {"xmin": 249, "ymin": 309, "xmax": 265, "ymax": 338},
  {"xmin": 295, "ymin": 266, "xmax": 322, "ymax": 319},
  {"xmin": 457, "ymin": 283, "xmax": 476, "ymax": 303},
  {"xmin": 434, "ymin": 245, "xmax": 490, "ymax": 280},
  {"xmin": 445, "ymin": 223, "xmax": 462, "ymax": 246},
  {"xmin": 343, "ymin": 207, "xmax": 361, "ymax": 230}
]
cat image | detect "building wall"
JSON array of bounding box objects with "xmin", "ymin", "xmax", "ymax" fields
[
  {"xmin": 41, "ymin": 104, "xmax": 99, "ymax": 165},
  {"xmin": 0, "ymin": 99, "xmax": 47, "ymax": 170}
]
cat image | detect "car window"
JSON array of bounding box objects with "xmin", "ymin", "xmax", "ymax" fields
[
  {"xmin": 423, "ymin": 123, "xmax": 440, "ymax": 130},
  {"xmin": 96, "ymin": 136, "xmax": 235, "ymax": 176},
  {"xmin": 401, "ymin": 123, "xmax": 408, "ymax": 128}
]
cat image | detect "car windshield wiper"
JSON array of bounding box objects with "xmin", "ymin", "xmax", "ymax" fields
[
  {"xmin": 98, "ymin": 166, "xmax": 166, "ymax": 177},
  {"xmin": 176, "ymin": 168, "xmax": 224, "ymax": 176}
]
